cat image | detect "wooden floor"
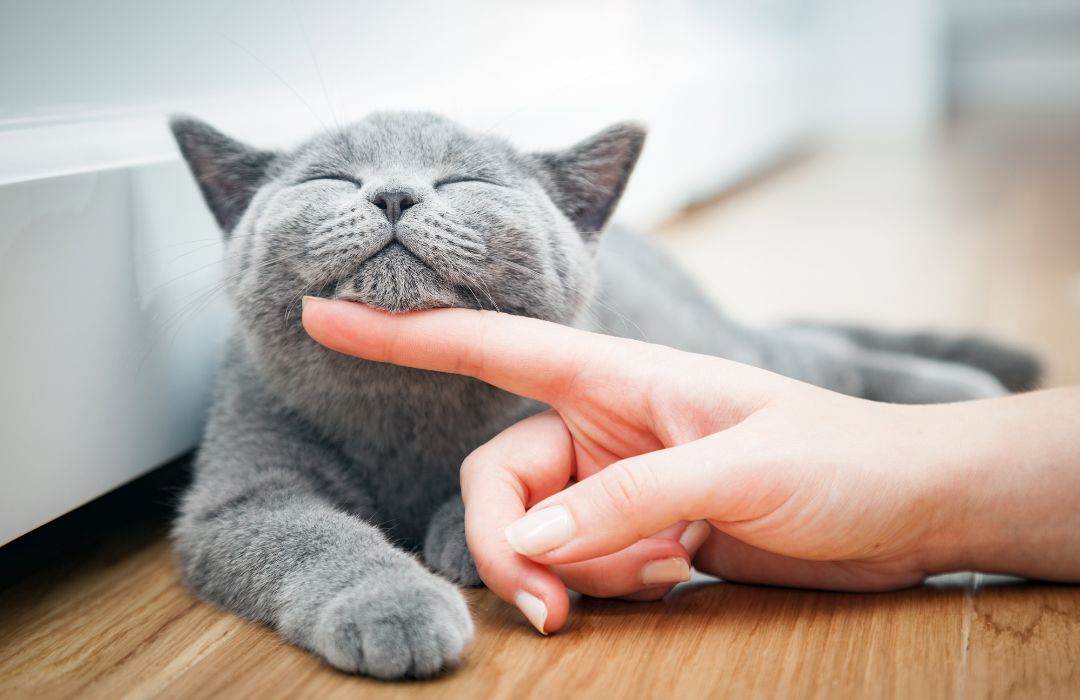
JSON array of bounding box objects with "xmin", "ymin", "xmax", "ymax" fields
[{"xmin": 3, "ymin": 118, "xmax": 1080, "ymax": 698}]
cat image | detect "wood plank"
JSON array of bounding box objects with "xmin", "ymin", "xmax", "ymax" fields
[
  {"xmin": 964, "ymin": 578, "xmax": 1080, "ymax": 699},
  {"xmin": 0, "ymin": 537, "xmax": 972, "ymax": 699}
]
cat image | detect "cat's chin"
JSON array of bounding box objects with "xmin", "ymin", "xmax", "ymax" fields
[
  {"xmin": 333, "ymin": 291, "xmax": 459, "ymax": 314},
  {"xmin": 336, "ymin": 242, "xmax": 467, "ymax": 313}
]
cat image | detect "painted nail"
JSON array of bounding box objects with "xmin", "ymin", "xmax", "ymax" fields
[
  {"xmin": 678, "ymin": 520, "xmax": 712, "ymax": 555},
  {"xmin": 504, "ymin": 506, "xmax": 574, "ymax": 557},
  {"xmin": 640, "ymin": 558, "xmax": 691, "ymax": 586},
  {"xmin": 514, "ymin": 590, "xmax": 548, "ymax": 635}
]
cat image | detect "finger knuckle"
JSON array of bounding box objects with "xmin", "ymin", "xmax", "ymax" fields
[{"xmin": 597, "ymin": 461, "xmax": 653, "ymax": 522}]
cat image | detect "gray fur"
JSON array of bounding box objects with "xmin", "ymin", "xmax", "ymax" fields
[
  {"xmin": 170, "ymin": 111, "xmax": 1024, "ymax": 679},
  {"xmin": 424, "ymin": 498, "xmax": 482, "ymax": 586},
  {"xmin": 792, "ymin": 323, "xmax": 1042, "ymax": 392}
]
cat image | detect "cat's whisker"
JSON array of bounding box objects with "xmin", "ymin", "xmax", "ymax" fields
[
  {"xmin": 135, "ymin": 278, "xmax": 231, "ymax": 374},
  {"xmin": 462, "ymin": 286, "xmax": 485, "ymax": 312},
  {"xmin": 430, "ymin": 216, "xmax": 484, "ymax": 240},
  {"xmin": 430, "ymin": 230, "xmax": 486, "ymax": 255},
  {"xmin": 167, "ymin": 239, "xmax": 230, "ymax": 264},
  {"xmin": 150, "ymin": 245, "xmax": 311, "ymax": 300},
  {"xmin": 468, "ymin": 277, "xmax": 502, "ymax": 314},
  {"xmin": 282, "ymin": 253, "xmax": 352, "ymax": 328},
  {"xmin": 217, "ymin": 33, "xmax": 331, "ymax": 136},
  {"xmin": 290, "ymin": 0, "xmax": 341, "ymax": 131},
  {"xmin": 155, "ymin": 236, "xmax": 226, "ymax": 254},
  {"xmin": 482, "ymin": 250, "xmax": 649, "ymax": 341},
  {"xmin": 154, "ymin": 235, "xmax": 223, "ymax": 248},
  {"xmin": 143, "ymin": 247, "xmax": 313, "ymax": 350}
]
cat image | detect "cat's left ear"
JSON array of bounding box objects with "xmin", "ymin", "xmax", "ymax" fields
[
  {"xmin": 533, "ymin": 122, "xmax": 646, "ymax": 241},
  {"xmin": 169, "ymin": 115, "xmax": 278, "ymax": 236}
]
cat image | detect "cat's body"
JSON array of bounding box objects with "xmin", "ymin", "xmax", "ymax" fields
[{"xmin": 170, "ymin": 112, "xmax": 1036, "ymax": 679}]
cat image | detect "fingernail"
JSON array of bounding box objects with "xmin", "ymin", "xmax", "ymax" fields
[
  {"xmin": 301, "ymin": 295, "xmax": 320, "ymax": 309},
  {"xmin": 678, "ymin": 520, "xmax": 711, "ymax": 555},
  {"xmin": 505, "ymin": 506, "xmax": 574, "ymax": 557},
  {"xmin": 514, "ymin": 590, "xmax": 548, "ymax": 635},
  {"xmin": 640, "ymin": 558, "xmax": 691, "ymax": 586}
]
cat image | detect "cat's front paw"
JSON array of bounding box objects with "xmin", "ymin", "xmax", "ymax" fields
[
  {"xmin": 424, "ymin": 498, "xmax": 482, "ymax": 587},
  {"xmin": 313, "ymin": 572, "xmax": 474, "ymax": 679}
]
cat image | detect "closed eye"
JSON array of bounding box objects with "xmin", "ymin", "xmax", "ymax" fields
[
  {"xmin": 299, "ymin": 175, "xmax": 362, "ymax": 187},
  {"xmin": 434, "ymin": 175, "xmax": 504, "ymax": 189}
]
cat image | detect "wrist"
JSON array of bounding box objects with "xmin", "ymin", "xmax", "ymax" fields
[
  {"xmin": 914, "ymin": 390, "xmax": 1080, "ymax": 581},
  {"xmin": 912, "ymin": 401, "xmax": 996, "ymax": 575},
  {"xmin": 886, "ymin": 402, "xmax": 978, "ymax": 576}
]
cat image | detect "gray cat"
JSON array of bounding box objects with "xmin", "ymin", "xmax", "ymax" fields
[{"xmin": 169, "ymin": 111, "xmax": 1037, "ymax": 679}]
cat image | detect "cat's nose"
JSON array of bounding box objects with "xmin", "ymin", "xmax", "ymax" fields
[{"xmin": 370, "ymin": 189, "xmax": 416, "ymax": 226}]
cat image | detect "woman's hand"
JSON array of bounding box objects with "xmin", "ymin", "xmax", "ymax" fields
[{"xmin": 302, "ymin": 299, "xmax": 1080, "ymax": 634}]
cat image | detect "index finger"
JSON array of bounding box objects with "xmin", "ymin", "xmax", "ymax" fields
[{"xmin": 301, "ymin": 297, "xmax": 625, "ymax": 405}]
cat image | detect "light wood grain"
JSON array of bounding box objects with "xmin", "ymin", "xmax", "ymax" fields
[
  {"xmin": 3, "ymin": 118, "xmax": 1080, "ymax": 698},
  {"xmin": 964, "ymin": 578, "xmax": 1080, "ymax": 700},
  {"xmin": 1, "ymin": 537, "xmax": 980, "ymax": 700}
]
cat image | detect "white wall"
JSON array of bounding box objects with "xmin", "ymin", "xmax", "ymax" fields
[{"xmin": 812, "ymin": 0, "xmax": 947, "ymax": 138}]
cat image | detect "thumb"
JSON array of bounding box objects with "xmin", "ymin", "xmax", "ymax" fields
[{"xmin": 503, "ymin": 433, "xmax": 741, "ymax": 565}]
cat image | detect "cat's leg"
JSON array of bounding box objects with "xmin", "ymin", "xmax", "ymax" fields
[
  {"xmin": 423, "ymin": 497, "xmax": 482, "ymax": 587},
  {"xmin": 175, "ymin": 412, "xmax": 473, "ymax": 678},
  {"xmin": 849, "ymin": 349, "xmax": 1008, "ymax": 403},
  {"xmin": 787, "ymin": 322, "xmax": 1041, "ymax": 392},
  {"xmin": 762, "ymin": 327, "xmax": 1006, "ymax": 403}
]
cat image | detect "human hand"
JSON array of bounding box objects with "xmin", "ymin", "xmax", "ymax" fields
[{"xmin": 302, "ymin": 298, "xmax": 974, "ymax": 633}]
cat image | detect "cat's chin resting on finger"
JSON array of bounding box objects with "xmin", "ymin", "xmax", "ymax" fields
[
  {"xmin": 336, "ymin": 241, "xmax": 469, "ymax": 313},
  {"xmin": 332, "ymin": 290, "xmax": 462, "ymax": 315},
  {"xmin": 169, "ymin": 109, "xmax": 1032, "ymax": 679}
]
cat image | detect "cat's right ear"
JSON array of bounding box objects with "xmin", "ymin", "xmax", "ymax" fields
[
  {"xmin": 532, "ymin": 122, "xmax": 646, "ymax": 242},
  {"xmin": 169, "ymin": 116, "xmax": 278, "ymax": 236}
]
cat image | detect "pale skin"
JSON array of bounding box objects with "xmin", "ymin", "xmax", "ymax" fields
[{"xmin": 302, "ymin": 298, "xmax": 1080, "ymax": 634}]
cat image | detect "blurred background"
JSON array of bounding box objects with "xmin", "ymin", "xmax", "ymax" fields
[{"xmin": 1, "ymin": 0, "xmax": 1078, "ymax": 543}]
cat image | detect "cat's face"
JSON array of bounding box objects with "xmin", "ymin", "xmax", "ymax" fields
[{"xmin": 172, "ymin": 111, "xmax": 643, "ymax": 336}]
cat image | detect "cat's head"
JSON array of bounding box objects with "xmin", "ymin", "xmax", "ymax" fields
[{"xmin": 170, "ymin": 112, "xmax": 644, "ymax": 336}]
